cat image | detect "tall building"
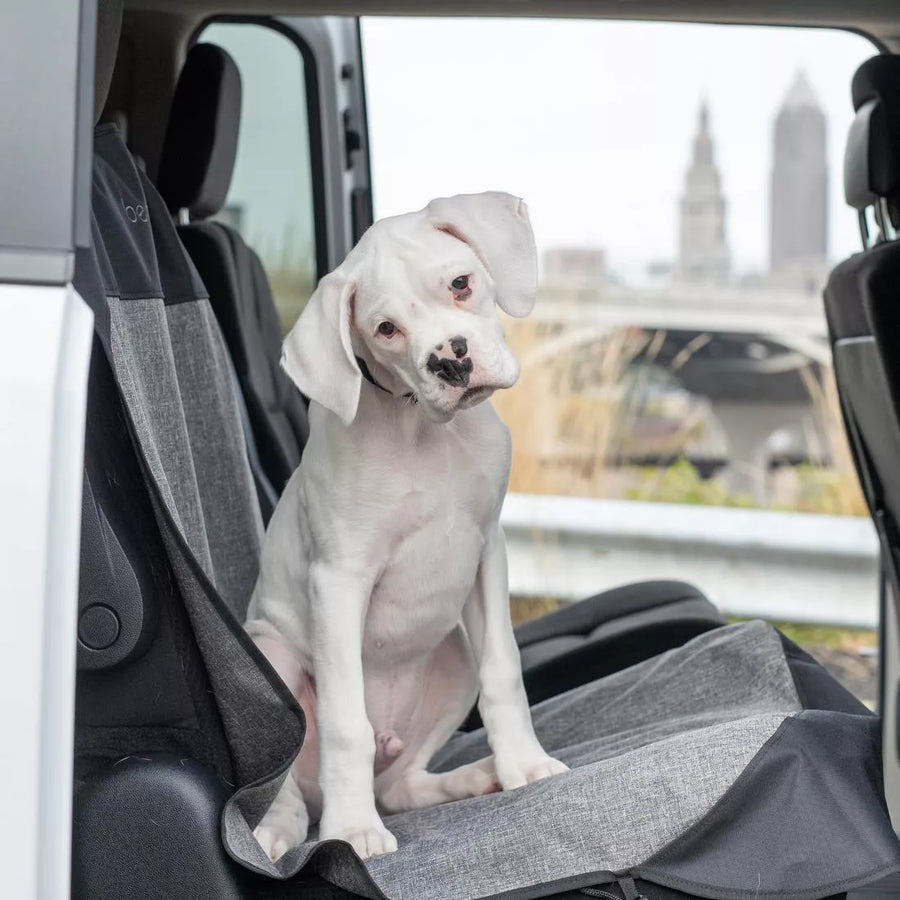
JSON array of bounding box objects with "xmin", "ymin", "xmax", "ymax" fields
[
  {"xmin": 542, "ymin": 247, "xmax": 607, "ymax": 288},
  {"xmin": 677, "ymin": 100, "xmax": 730, "ymax": 285},
  {"xmin": 769, "ymin": 71, "xmax": 828, "ymax": 291}
]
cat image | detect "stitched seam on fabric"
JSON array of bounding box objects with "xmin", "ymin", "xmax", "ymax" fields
[
  {"xmin": 163, "ymin": 292, "xmax": 207, "ymax": 306},
  {"xmin": 790, "ymin": 665, "xmax": 810, "ymax": 709},
  {"xmin": 636, "ymin": 712, "xmax": 899, "ymax": 900},
  {"xmin": 639, "ymin": 714, "xmax": 795, "ymax": 866},
  {"xmin": 155, "ymin": 491, "xmax": 305, "ymax": 737},
  {"xmin": 161, "ymin": 540, "xmax": 234, "ymax": 779},
  {"xmin": 634, "ymin": 859, "xmax": 900, "ymax": 900},
  {"xmin": 221, "ymin": 837, "xmax": 391, "ymax": 899},
  {"xmin": 87, "ymin": 319, "xmax": 306, "ymax": 742},
  {"xmin": 114, "ymin": 291, "xmax": 167, "ymax": 301},
  {"xmin": 111, "ymin": 290, "xmax": 203, "ymax": 305},
  {"xmin": 472, "ymin": 870, "xmax": 619, "ymax": 900},
  {"xmin": 783, "ymin": 640, "xmax": 803, "ymax": 710}
]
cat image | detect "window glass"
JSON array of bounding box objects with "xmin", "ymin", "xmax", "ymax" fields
[
  {"xmin": 362, "ymin": 19, "xmax": 878, "ymax": 698},
  {"xmin": 199, "ymin": 22, "xmax": 317, "ymax": 331}
]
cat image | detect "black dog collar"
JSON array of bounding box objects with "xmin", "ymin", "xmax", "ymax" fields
[{"xmin": 356, "ymin": 356, "xmax": 417, "ymax": 402}]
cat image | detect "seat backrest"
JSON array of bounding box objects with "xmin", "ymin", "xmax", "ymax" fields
[
  {"xmin": 74, "ymin": 123, "xmax": 302, "ymax": 787},
  {"xmin": 156, "ymin": 43, "xmax": 309, "ymax": 495},
  {"xmin": 823, "ymin": 55, "xmax": 900, "ymax": 601},
  {"xmin": 823, "ymin": 54, "xmax": 900, "ymax": 829}
]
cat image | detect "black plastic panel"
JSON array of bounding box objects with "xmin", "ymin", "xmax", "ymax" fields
[{"xmin": 72, "ymin": 754, "xmax": 250, "ymax": 900}]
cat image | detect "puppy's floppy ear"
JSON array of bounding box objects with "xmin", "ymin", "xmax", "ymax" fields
[
  {"xmin": 426, "ymin": 191, "xmax": 538, "ymax": 318},
  {"xmin": 281, "ymin": 270, "xmax": 361, "ymax": 426}
]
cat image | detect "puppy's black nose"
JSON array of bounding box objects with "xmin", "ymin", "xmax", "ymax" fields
[
  {"xmin": 427, "ymin": 353, "xmax": 474, "ymax": 387},
  {"xmin": 450, "ymin": 336, "xmax": 468, "ymax": 359}
]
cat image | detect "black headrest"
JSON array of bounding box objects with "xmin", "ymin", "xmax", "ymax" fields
[
  {"xmin": 852, "ymin": 55, "xmax": 900, "ymax": 111},
  {"xmin": 95, "ymin": 0, "xmax": 123, "ymax": 124},
  {"xmin": 844, "ymin": 55, "xmax": 900, "ymax": 223},
  {"xmin": 157, "ymin": 44, "xmax": 242, "ymax": 220}
]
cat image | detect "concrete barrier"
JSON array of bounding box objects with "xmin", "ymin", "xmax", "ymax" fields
[{"xmin": 500, "ymin": 493, "xmax": 880, "ymax": 628}]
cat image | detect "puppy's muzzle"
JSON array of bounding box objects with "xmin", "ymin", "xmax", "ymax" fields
[{"xmin": 427, "ymin": 336, "xmax": 473, "ymax": 387}]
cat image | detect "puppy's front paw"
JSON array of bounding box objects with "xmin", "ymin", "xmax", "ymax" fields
[
  {"xmin": 497, "ymin": 754, "xmax": 569, "ymax": 791},
  {"xmin": 254, "ymin": 815, "xmax": 308, "ymax": 863},
  {"xmin": 322, "ymin": 816, "xmax": 398, "ymax": 860},
  {"xmin": 253, "ymin": 775, "xmax": 310, "ymax": 862}
]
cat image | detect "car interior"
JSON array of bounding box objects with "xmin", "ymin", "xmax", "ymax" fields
[{"xmin": 62, "ymin": 0, "xmax": 900, "ymax": 898}]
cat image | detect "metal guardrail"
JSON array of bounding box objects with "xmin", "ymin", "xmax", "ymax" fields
[{"xmin": 501, "ymin": 493, "xmax": 880, "ymax": 628}]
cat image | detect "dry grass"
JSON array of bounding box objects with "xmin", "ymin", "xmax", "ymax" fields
[
  {"xmin": 729, "ymin": 617, "xmax": 876, "ymax": 652},
  {"xmin": 494, "ymin": 316, "xmax": 867, "ymax": 516},
  {"xmin": 510, "ymin": 596, "xmax": 567, "ymax": 626},
  {"xmin": 798, "ymin": 366, "xmax": 869, "ymax": 517},
  {"xmin": 269, "ymin": 264, "xmax": 316, "ymax": 335},
  {"xmin": 493, "ymin": 318, "xmax": 651, "ymax": 497},
  {"xmin": 251, "ymin": 229, "xmax": 316, "ymax": 335},
  {"xmin": 494, "ymin": 317, "xmax": 711, "ymax": 500}
]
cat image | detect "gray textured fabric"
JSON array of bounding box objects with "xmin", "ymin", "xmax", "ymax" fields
[
  {"xmin": 639, "ymin": 711, "xmax": 900, "ymax": 899},
  {"xmin": 436, "ymin": 617, "xmax": 799, "ymax": 771},
  {"xmin": 223, "ymin": 621, "xmax": 801, "ymax": 899},
  {"xmin": 166, "ymin": 300, "xmax": 263, "ymax": 613},
  {"xmin": 369, "ymin": 718, "xmax": 785, "ymax": 900},
  {"xmin": 110, "ymin": 296, "xmax": 215, "ymax": 576},
  {"xmin": 85, "ymin": 126, "xmax": 303, "ymax": 805},
  {"xmin": 109, "ymin": 293, "xmax": 301, "ymax": 789},
  {"xmin": 158, "ymin": 510, "xmax": 303, "ymax": 787},
  {"xmin": 110, "ymin": 295, "xmax": 262, "ymax": 614}
]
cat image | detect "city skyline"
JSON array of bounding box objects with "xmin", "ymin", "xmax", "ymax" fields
[
  {"xmin": 363, "ymin": 18, "xmax": 873, "ymax": 278},
  {"xmin": 769, "ymin": 71, "xmax": 829, "ymax": 290},
  {"xmin": 666, "ymin": 70, "xmax": 829, "ymax": 291},
  {"xmin": 676, "ymin": 100, "xmax": 730, "ymax": 286},
  {"xmin": 543, "ymin": 71, "xmax": 832, "ymax": 291}
]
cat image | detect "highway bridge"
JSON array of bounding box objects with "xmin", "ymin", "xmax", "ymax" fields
[{"xmin": 532, "ymin": 281, "xmax": 832, "ymax": 497}]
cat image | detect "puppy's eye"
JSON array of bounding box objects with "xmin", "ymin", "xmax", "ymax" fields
[
  {"xmin": 450, "ymin": 275, "xmax": 470, "ymax": 293},
  {"xmin": 377, "ymin": 321, "xmax": 398, "ymax": 337}
]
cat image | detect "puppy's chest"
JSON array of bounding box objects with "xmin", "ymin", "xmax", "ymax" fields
[
  {"xmin": 362, "ymin": 442, "xmax": 501, "ymax": 652},
  {"xmin": 364, "ymin": 423, "xmax": 504, "ymax": 543}
]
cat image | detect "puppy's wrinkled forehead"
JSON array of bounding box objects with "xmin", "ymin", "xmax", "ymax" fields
[{"xmin": 358, "ymin": 215, "xmax": 481, "ymax": 302}]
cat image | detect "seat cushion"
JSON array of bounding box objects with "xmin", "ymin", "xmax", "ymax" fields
[
  {"xmin": 490, "ymin": 581, "xmax": 724, "ymax": 718},
  {"xmin": 518, "ymin": 595, "xmax": 722, "ymax": 670},
  {"xmin": 515, "ymin": 579, "xmax": 720, "ymax": 648},
  {"xmin": 224, "ymin": 623, "xmax": 896, "ymax": 900}
]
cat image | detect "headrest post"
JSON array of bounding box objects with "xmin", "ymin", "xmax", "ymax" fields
[
  {"xmin": 878, "ymin": 197, "xmax": 897, "ymax": 242},
  {"xmin": 858, "ymin": 209, "xmax": 870, "ymax": 250},
  {"xmin": 874, "ymin": 200, "xmax": 889, "ymax": 246}
]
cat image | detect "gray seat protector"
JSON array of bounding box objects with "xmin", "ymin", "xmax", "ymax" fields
[{"xmin": 228, "ymin": 621, "xmax": 795, "ymax": 898}]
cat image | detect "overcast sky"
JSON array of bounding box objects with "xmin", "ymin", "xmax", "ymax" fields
[{"xmin": 361, "ymin": 18, "xmax": 875, "ymax": 279}]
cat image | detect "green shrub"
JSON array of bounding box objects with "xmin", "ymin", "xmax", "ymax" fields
[{"xmin": 625, "ymin": 458, "xmax": 755, "ymax": 508}]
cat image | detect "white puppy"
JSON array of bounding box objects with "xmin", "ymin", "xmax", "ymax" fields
[{"xmin": 246, "ymin": 191, "xmax": 568, "ymax": 863}]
